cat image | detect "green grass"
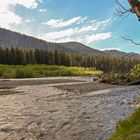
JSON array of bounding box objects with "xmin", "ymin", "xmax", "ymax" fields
[
  {"xmin": 108, "ymin": 108, "xmax": 140, "ymax": 140},
  {"xmin": 0, "ymin": 64, "xmax": 103, "ymax": 78}
]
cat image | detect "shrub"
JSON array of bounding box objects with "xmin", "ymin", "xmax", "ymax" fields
[
  {"xmin": 0, "ymin": 64, "xmax": 103, "ymax": 78},
  {"xmin": 16, "ymin": 68, "xmax": 33, "ymax": 78},
  {"xmin": 130, "ymin": 64, "xmax": 140, "ymax": 78}
]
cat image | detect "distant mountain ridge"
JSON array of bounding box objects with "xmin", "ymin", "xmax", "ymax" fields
[
  {"xmin": 0, "ymin": 27, "xmax": 139, "ymax": 59},
  {"xmin": 103, "ymin": 50, "xmax": 140, "ymax": 59}
]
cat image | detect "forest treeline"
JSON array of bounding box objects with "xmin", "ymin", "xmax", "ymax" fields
[{"xmin": 0, "ymin": 46, "xmax": 139, "ymax": 73}]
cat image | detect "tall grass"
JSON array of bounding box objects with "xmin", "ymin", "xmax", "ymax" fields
[
  {"xmin": 0, "ymin": 64, "xmax": 103, "ymax": 78},
  {"xmin": 108, "ymin": 109, "xmax": 140, "ymax": 140}
]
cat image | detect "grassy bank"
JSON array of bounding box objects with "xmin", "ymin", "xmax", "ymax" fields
[
  {"xmin": 0, "ymin": 64, "xmax": 103, "ymax": 78},
  {"xmin": 108, "ymin": 108, "xmax": 140, "ymax": 140}
]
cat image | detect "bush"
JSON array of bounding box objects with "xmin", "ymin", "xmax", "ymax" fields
[
  {"xmin": 3, "ymin": 70, "xmax": 16, "ymax": 78},
  {"xmin": 130, "ymin": 64, "xmax": 140, "ymax": 78},
  {"xmin": 16, "ymin": 68, "xmax": 33, "ymax": 78}
]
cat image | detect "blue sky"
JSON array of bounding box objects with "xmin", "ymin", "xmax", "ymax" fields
[{"xmin": 0, "ymin": 0, "xmax": 140, "ymax": 53}]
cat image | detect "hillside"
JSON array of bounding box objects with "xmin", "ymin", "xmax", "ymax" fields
[
  {"xmin": 0, "ymin": 27, "xmax": 140, "ymax": 58},
  {"xmin": 104, "ymin": 50, "xmax": 140, "ymax": 59},
  {"xmin": 0, "ymin": 27, "xmax": 104, "ymax": 56},
  {"xmin": 59, "ymin": 42, "xmax": 105, "ymax": 56}
]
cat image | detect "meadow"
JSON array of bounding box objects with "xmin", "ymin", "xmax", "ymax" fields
[{"xmin": 0, "ymin": 64, "xmax": 103, "ymax": 78}]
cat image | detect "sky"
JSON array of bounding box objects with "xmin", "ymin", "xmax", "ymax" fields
[{"xmin": 0, "ymin": 0, "xmax": 140, "ymax": 53}]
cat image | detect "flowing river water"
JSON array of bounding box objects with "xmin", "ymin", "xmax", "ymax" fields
[{"xmin": 0, "ymin": 77, "xmax": 140, "ymax": 140}]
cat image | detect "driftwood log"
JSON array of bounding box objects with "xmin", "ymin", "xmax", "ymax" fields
[
  {"xmin": 100, "ymin": 74, "xmax": 140, "ymax": 85},
  {"xmin": 127, "ymin": 80, "xmax": 140, "ymax": 85}
]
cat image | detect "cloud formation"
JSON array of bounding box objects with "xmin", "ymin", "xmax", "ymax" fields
[
  {"xmin": 39, "ymin": 18, "xmax": 112, "ymax": 45},
  {"xmin": 42, "ymin": 17, "xmax": 87, "ymax": 28},
  {"xmin": 0, "ymin": 0, "xmax": 38, "ymax": 29},
  {"xmin": 39, "ymin": 9, "xmax": 47, "ymax": 12},
  {"xmin": 99, "ymin": 47, "xmax": 121, "ymax": 51},
  {"xmin": 84, "ymin": 33, "xmax": 112, "ymax": 44}
]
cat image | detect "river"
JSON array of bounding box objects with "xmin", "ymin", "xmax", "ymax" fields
[{"xmin": 0, "ymin": 77, "xmax": 139, "ymax": 140}]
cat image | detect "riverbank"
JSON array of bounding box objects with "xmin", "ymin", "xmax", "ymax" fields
[
  {"xmin": 108, "ymin": 108, "xmax": 140, "ymax": 140},
  {"xmin": 0, "ymin": 76, "xmax": 119, "ymax": 92},
  {"xmin": 100, "ymin": 73, "xmax": 140, "ymax": 86},
  {"xmin": 55, "ymin": 82, "xmax": 119, "ymax": 93}
]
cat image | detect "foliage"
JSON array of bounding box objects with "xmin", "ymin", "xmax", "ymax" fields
[
  {"xmin": 0, "ymin": 64, "xmax": 103, "ymax": 78},
  {"xmin": 108, "ymin": 109, "xmax": 140, "ymax": 140},
  {"xmin": 0, "ymin": 46, "xmax": 139, "ymax": 73},
  {"xmin": 130, "ymin": 64, "xmax": 140, "ymax": 78},
  {"xmin": 100, "ymin": 64, "xmax": 140, "ymax": 85}
]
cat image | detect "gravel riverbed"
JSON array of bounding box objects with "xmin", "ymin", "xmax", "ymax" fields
[{"xmin": 0, "ymin": 76, "xmax": 139, "ymax": 140}]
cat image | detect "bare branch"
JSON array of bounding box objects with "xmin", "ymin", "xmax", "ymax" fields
[
  {"xmin": 121, "ymin": 36, "xmax": 140, "ymax": 45},
  {"xmin": 115, "ymin": 1, "xmax": 140, "ymax": 47},
  {"xmin": 115, "ymin": 0, "xmax": 140, "ymax": 20},
  {"xmin": 115, "ymin": 0, "xmax": 132, "ymax": 17},
  {"xmin": 115, "ymin": 0, "xmax": 130, "ymax": 11}
]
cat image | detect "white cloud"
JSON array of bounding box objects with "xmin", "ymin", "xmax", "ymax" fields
[
  {"xmin": 39, "ymin": 18, "xmax": 113, "ymax": 44},
  {"xmin": 39, "ymin": 9, "xmax": 47, "ymax": 12},
  {"xmin": 76, "ymin": 17, "xmax": 88, "ymax": 24},
  {"xmin": 100, "ymin": 47, "xmax": 121, "ymax": 51},
  {"xmin": 37, "ymin": 0, "xmax": 43, "ymax": 3},
  {"xmin": 76, "ymin": 25, "xmax": 98, "ymax": 33},
  {"xmin": 40, "ymin": 29, "xmax": 75, "ymax": 40},
  {"xmin": 0, "ymin": 11, "xmax": 22, "ymax": 28},
  {"xmin": 96, "ymin": 19, "xmax": 112, "ymax": 27},
  {"xmin": 39, "ymin": 28, "xmax": 112, "ymax": 44},
  {"xmin": 24, "ymin": 19, "xmax": 32, "ymax": 23},
  {"xmin": 43, "ymin": 17, "xmax": 87, "ymax": 28},
  {"xmin": 76, "ymin": 18, "xmax": 112, "ymax": 33},
  {"xmin": 54, "ymin": 37, "xmax": 75, "ymax": 43},
  {"xmin": 12, "ymin": 0, "xmax": 38, "ymax": 9},
  {"xmin": 0, "ymin": 0, "xmax": 38, "ymax": 29},
  {"xmin": 84, "ymin": 32, "xmax": 112, "ymax": 44}
]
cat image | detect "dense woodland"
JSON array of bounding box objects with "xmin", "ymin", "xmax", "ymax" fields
[{"xmin": 0, "ymin": 46, "xmax": 139, "ymax": 73}]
